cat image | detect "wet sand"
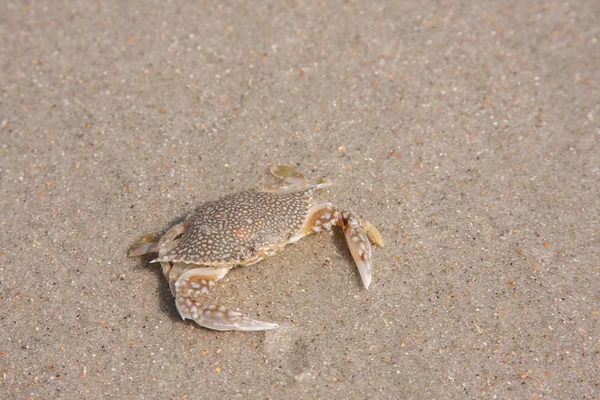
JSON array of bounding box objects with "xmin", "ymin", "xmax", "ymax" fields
[{"xmin": 1, "ymin": 1, "xmax": 598, "ymax": 398}]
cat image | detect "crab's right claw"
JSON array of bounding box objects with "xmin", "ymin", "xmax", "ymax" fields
[
  {"xmin": 177, "ymin": 301, "xmax": 279, "ymax": 331},
  {"xmin": 174, "ymin": 267, "xmax": 278, "ymax": 331},
  {"xmin": 195, "ymin": 305, "xmax": 278, "ymax": 331}
]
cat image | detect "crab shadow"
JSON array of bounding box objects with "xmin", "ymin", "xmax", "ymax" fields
[
  {"xmin": 131, "ymin": 214, "xmax": 188, "ymax": 322},
  {"xmin": 134, "ymin": 254, "xmax": 182, "ymax": 322}
]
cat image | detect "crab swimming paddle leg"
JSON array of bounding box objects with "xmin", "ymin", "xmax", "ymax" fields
[{"xmin": 127, "ymin": 232, "xmax": 161, "ymax": 257}]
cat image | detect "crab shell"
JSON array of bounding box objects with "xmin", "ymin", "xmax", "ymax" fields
[{"xmin": 128, "ymin": 165, "xmax": 383, "ymax": 331}]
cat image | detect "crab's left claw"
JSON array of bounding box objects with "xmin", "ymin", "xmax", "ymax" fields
[
  {"xmin": 343, "ymin": 215, "xmax": 374, "ymax": 289},
  {"xmin": 339, "ymin": 215, "xmax": 384, "ymax": 289},
  {"xmin": 299, "ymin": 204, "xmax": 382, "ymax": 289}
]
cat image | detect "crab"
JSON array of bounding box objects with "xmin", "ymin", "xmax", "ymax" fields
[{"xmin": 127, "ymin": 165, "xmax": 384, "ymax": 331}]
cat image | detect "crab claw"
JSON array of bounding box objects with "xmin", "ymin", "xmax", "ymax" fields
[
  {"xmin": 174, "ymin": 267, "xmax": 278, "ymax": 331},
  {"xmin": 177, "ymin": 302, "xmax": 279, "ymax": 331},
  {"xmin": 300, "ymin": 204, "xmax": 377, "ymax": 289},
  {"xmin": 343, "ymin": 215, "xmax": 373, "ymax": 289}
]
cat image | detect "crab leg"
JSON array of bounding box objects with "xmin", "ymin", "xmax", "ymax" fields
[
  {"xmin": 259, "ymin": 164, "xmax": 332, "ymax": 193},
  {"xmin": 127, "ymin": 232, "xmax": 161, "ymax": 257},
  {"xmin": 296, "ymin": 203, "xmax": 377, "ymax": 289},
  {"xmin": 154, "ymin": 222, "xmax": 187, "ymax": 281},
  {"xmin": 174, "ymin": 267, "xmax": 279, "ymax": 331}
]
